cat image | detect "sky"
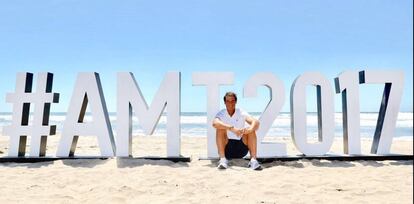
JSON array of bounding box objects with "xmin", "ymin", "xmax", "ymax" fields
[{"xmin": 0, "ymin": 0, "xmax": 412, "ymax": 113}]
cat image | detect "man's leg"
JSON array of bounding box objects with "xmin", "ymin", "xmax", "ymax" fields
[
  {"xmin": 242, "ymin": 131, "xmax": 257, "ymax": 159},
  {"xmin": 242, "ymin": 131, "xmax": 262, "ymax": 170},
  {"xmin": 216, "ymin": 129, "xmax": 228, "ymax": 158}
]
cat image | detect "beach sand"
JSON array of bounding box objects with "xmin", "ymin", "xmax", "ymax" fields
[{"xmin": 0, "ymin": 135, "xmax": 412, "ymax": 204}]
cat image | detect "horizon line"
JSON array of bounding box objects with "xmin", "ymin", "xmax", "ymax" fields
[{"xmin": 0, "ymin": 111, "xmax": 413, "ymax": 114}]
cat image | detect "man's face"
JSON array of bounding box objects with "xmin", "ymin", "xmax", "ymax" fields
[{"xmin": 224, "ymin": 96, "xmax": 237, "ymax": 111}]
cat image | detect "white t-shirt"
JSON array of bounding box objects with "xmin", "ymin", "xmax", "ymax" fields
[{"xmin": 215, "ymin": 108, "xmax": 251, "ymax": 140}]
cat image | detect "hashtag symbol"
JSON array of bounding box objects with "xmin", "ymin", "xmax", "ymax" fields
[{"xmin": 3, "ymin": 72, "xmax": 59, "ymax": 157}]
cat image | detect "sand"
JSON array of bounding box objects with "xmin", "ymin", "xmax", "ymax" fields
[{"xmin": 0, "ymin": 135, "xmax": 412, "ymax": 204}]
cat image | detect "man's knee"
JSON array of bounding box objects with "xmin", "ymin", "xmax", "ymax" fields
[
  {"xmin": 245, "ymin": 131, "xmax": 257, "ymax": 138},
  {"xmin": 250, "ymin": 131, "xmax": 257, "ymax": 137},
  {"xmin": 243, "ymin": 131, "xmax": 257, "ymax": 144}
]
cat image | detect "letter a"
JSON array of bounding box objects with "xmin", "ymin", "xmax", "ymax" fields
[{"xmin": 57, "ymin": 72, "xmax": 115, "ymax": 157}]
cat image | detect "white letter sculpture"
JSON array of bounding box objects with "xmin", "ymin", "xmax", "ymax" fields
[
  {"xmin": 4, "ymin": 72, "xmax": 59, "ymax": 157},
  {"xmin": 335, "ymin": 71, "xmax": 361, "ymax": 154},
  {"xmin": 244, "ymin": 72, "xmax": 287, "ymax": 157},
  {"xmin": 359, "ymin": 70, "xmax": 404, "ymax": 154},
  {"xmin": 116, "ymin": 72, "xmax": 181, "ymax": 157},
  {"xmin": 57, "ymin": 72, "xmax": 115, "ymax": 157},
  {"xmin": 290, "ymin": 72, "xmax": 335, "ymax": 155},
  {"xmin": 192, "ymin": 72, "xmax": 234, "ymax": 158}
]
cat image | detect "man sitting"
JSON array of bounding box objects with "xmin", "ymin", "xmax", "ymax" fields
[{"xmin": 212, "ymin": 92, "xmax": 262, "ymax": 170}]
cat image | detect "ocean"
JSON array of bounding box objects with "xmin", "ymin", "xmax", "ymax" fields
[{"xmin": 0, "ymin": 112, "xmax": 412, "ymax": 140}]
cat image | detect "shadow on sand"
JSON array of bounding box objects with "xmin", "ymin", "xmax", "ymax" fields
[
  {"xmin": 61, "ymin": 158, "xmax": 110, "ymax": 168},
  {"xmin": 202, "ymin": 159, "xmax": 306, "ymax": 169},
  {"xmin": 116, "ymin": 157, "xmax": 190, "ymax": 168},
  {"xmin": 200, "ymin": 157, "xmax": 414, "ymax": 170}
]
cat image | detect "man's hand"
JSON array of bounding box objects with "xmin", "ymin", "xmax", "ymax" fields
[
  {"xmin": 242, "ymin": 127, "xmax": 254, "ymax": 135},
  {"xmin": 230, "ymin": 127, "xmax": 245, "ymax": 137}
]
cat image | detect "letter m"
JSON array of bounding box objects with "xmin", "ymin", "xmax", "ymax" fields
[{"xmin": 116, "ymin": 72, "xmax": 181, "ymax": 157}]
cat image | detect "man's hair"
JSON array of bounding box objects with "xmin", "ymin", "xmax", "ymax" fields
[{"xmin": 223, "ymin": 92, "xmax": 237, "ymax": 102}]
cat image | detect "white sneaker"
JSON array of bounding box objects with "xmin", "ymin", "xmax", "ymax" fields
[
  {"xmin": 248, "ymin": 159, "xmax": 262, "ymax": 170},
  {"xmin": 217, "ymin": 158, "xmax": 228, "ymax": 169}
]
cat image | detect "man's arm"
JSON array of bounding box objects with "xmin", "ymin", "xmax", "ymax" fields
[
  {"xmin": 212, "ymin": 118, "xmax": 232, "ymax": 130},
  {"xmin": 212, "ymin": 118, "xmax": 244, "ymax": 136},
  {"xmin": 244, "ymin": 116, "xmax": 260, "ymax": 134}
]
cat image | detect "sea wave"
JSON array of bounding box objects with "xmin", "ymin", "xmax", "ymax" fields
[{"xmin": 0, "ymin": 112, "xmax": 412, "ymax": 138}]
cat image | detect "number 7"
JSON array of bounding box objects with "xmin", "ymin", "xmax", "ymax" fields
[{"xmin": 359, "ymin": 70, "xmax": 404, "ymax": 154}]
